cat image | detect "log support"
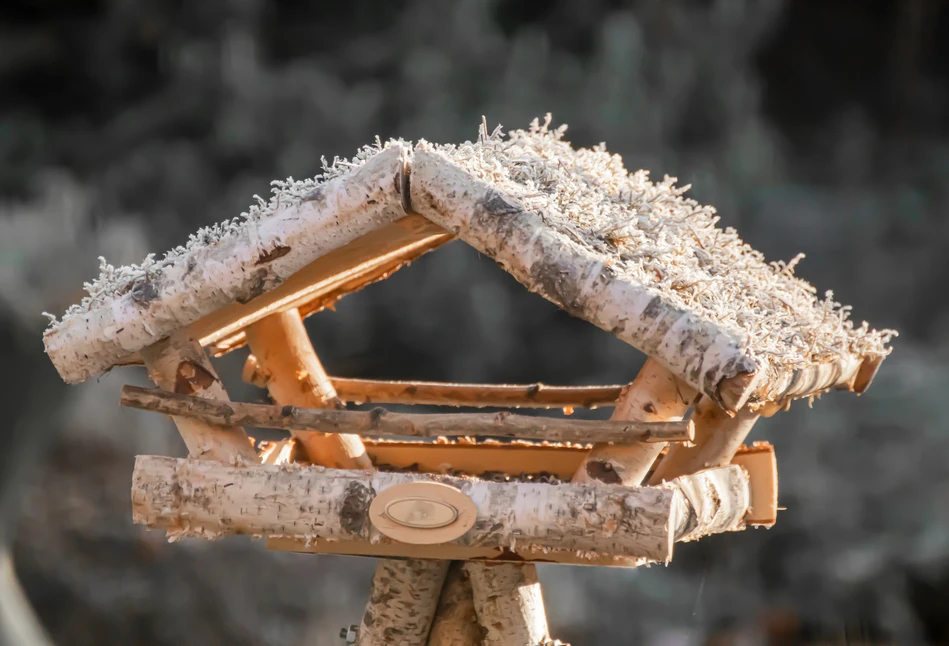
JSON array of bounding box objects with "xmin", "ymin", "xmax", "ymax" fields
[
  {"xmin": 245, "ymin": 309, "xmax": 370, "ymax": 469},
  {"xmin": 649, "ymin": 397, "xmax": 760, "ymax": 485},
  {"xmin": 356, "ymin": 559, "xmax": 449, "ymax": 646},
  {"xmin": 465, "ymin": 563, "xmax": 548, "ymax": 646},
  {"xmin": 426, "ymin": 563, "xmax": 483, "ymax": 646},
  {"xmin": 140, "ymin": 333, "xmax": 257, "ymax": 464},
  {"xmin": 573, "ymin": 359, "xmax": 696, "ymax": 487}
]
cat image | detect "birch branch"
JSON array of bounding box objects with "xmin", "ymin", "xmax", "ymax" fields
[{"xmin": 120, "ymin": 386, "xmax": 694, "ymax": 445}]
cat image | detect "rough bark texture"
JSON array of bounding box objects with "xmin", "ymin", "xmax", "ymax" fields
[
  {"xmin": 244, "ymin": 309, "xmax": 371, "ymax": 469},
  {"xmin": 356, "ymin": 558, "xmax": 449, "ymax": 646},
  {"xmin": 649, "ymin": 398, "xmax": 761, "ymax": 485},
  {"xmin": 574, "ymin": 359, "xmax": 696, "ymax": 486},
  {"xmin": 329, "ymin": 378, "xmax": 623, "ymax": 409},
  {"xmin": 427, "ymin": 563, "xmax": 483, "ymax": 646},
  {"xmin": 140, "ymin": 335, "xmax": 257, "ymax": 463},
  {"xmin": 408, "ymin": 149, "xmax": 884, "ymax": 409},
  {"xmin": 669, "ymin": 464, "xmax": 750, "ymax": 542},
  {"xmin": 43, "ymin": 146, "xmax": 406, "ymax": 384},
  {"xmin": 409, "ymin": 150, "xmax": 754, "ymax": 409},
  {"xmin": 131, "ymin": 456, "xmax": 743, "ymax": 561},
  {"xmin": 465, "ymin": 563, "xmax": 549, "ymax": 646},
  {"xmin": 120, "ymin": 385, "xmax": 693, "ymax": 445}
]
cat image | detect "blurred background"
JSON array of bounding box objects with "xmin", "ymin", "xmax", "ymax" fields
[{"xmin": 1, "ymin": 0, "xmax": 948, "ymax": 644}]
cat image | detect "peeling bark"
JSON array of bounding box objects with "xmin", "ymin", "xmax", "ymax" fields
[{"xmin": 131, "ymin": 456, "xmax": 750, "ymax": 561}]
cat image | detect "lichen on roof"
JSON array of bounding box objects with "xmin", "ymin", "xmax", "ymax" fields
[
  {"xmin": 44, "ymin": 136, "xmax": 406, "ymax": 332},
  {"xmin": 425, "ymin": 115, "xmax": 895, "ymax": 371},
  {"xmin": 46, "ymin": 116, "xmax": 895, "ymax": 375}
]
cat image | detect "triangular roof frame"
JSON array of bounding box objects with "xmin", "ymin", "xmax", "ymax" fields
[{"xmin": 43, "ymin": 124, "xmax": 893, "ymax": 412}]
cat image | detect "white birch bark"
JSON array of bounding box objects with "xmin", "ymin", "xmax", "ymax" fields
[
  {"xmin": 465, "ymin": 563, "xmax": 548, "ymax": 646},
  {"xmin": 44, "ymin": 146, "xmax": 406, "ymax": 385},
  {"xmin": 140, "ymin": 334, "xmax": 258, "ymax": 463},
  {"xmin": 131, "ymin": 456, "xmax": 750, "ymax": 560},
  {"xmin": 408, "ymin": 150, "xmax": 878, "ymax": 409},
  {"xmin": 427, "ymin": 563, "xmax": 483, "ymax": 646},
  {"xmin": 573, "ymin": 358, "xmax": 696, "ymax": 486},
  {"xmin": 356, "ymin": 559, "xmax": 449, "ymax": 646}
]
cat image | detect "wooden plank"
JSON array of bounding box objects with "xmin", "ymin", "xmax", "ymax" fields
[
  {"xmin": 120, "ymin": 385, "xmax": 695, "ymax": 445},
  {"xmin": 325, "ymin": 377, "xmax": 624, "ymax": 409}
]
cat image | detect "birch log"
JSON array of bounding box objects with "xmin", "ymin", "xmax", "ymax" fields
[
  {"xmin": 573, "ymin": 359, "xmax": 696, "ymax": 486},
  {"xmin": 120, "ymin": 385, "xmax": 693, "ymax": 445},
  {"xmin": 426, "ymin": 563, "xmax": 483, "ymax": 646},
  {"xmin": 649, "ymin": 398, "xmax": 760, "ymax": 485},
  {"xmin": 140, "ymin": 335, "xmax": 257, "ymax": 463},
  {"xmin": 357, "ymin": 559, "xmax": 449, "ymax": 646},
  {"xmin": 241, "ymin": 314, "xmax": 438, "ymax": 645},
  {"xmin": 465, "ymin": 563, "xmax": 548, "ymax": 646},
  {"xmin": 244, "ymin": 309, "xmax": 371, "ymax": 468},
  {"xmin": 44, "ymin": 146, "xmax": 407, "ymax": 385},
  {"xmin": 130, "ymin": 456, "xmax": 749, "ymax": 561}
]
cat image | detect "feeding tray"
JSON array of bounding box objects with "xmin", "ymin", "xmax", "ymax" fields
[{"xmin": 43, "ymin": 116, "xmax": 894, "ymax": 644}]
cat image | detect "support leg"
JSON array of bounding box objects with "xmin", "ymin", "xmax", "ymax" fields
[
  {"xmin": 648, "ymin": 398, "xmax": 760, "ymax": 484},
  {"xmin": 141, "ymin": 333, "xmax": 257, "ymax": 463}
]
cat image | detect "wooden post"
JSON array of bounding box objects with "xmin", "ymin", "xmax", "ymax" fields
[
  {"xmin": 357, "ymin": 559, "xmax": 450, "ymax": 646},
  {"xmin": 245, "ymin": 309, "xmax": 370, "ymax": 469},
  {"xmin": 140, "ymin": 334, "xmax": 257, "ymax": 463},
  {"xmin": 573, "ymin": 358, "xmax": 697, "ymax": 486},
  {"xmin": 648, "ymin": 397, "xmax": 760, "ymax": 484},
  {"xmin": 244, "ymin": 309, "xmax": 444, "ymax": 645},
  {"xmin": 433, "ymin": 359, "xmax": 694, "ymax": 645},
  {"xmin": 426, "ymin": 563, "xmax": 483, "ymax": 646},
  {"xmin": 465, "ymin": 564, "xmax": 549, "ymax": 646}
]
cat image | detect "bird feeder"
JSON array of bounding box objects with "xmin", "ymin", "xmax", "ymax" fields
[{"xmin": 42, "ymin": 116, "xmax": 895, "ymax": 646}]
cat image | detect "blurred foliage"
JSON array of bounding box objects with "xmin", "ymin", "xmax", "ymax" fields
[{"xmin": 1, "ymin": 0, "xmax": 948, "ymax": 644}]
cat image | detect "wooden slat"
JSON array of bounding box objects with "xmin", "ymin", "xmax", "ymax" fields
[{"xmin": 327, "ymin": 377, "xmax": 623, "ymax": 409}]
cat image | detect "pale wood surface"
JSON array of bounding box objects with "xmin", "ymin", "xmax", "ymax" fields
[
  {"xmin": 355, "ymin": 558, "xmax": 449, "ymax": 646},
  {"xmin": 649, "ymin": 397, "xmax": 760, "ymax": 485},
  {"xmin": 327, "ymin": 377, "xmax": 623, "ymax": 409},
  {"xmin": 120, "ymin": 385, "xmax": 694, "ymax": 445},
  {"xmin": 140, "ymin": 335, "xmax": 257, "ymax": 463},
  {"xmin": 573, "ymin": 359, "xmax": 696, "ymax": 486},
  {"xmin": 465, "ymin": 563, "xmax": 549, "ymax": 646},
  {"xmin": 244, "ymin": 309, "xmax": 370, "ymax": 468}
]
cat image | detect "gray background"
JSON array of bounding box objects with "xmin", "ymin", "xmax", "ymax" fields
[{"xmin": 1, "ymin": 1, "xmax": 947, "ymax": 644}]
